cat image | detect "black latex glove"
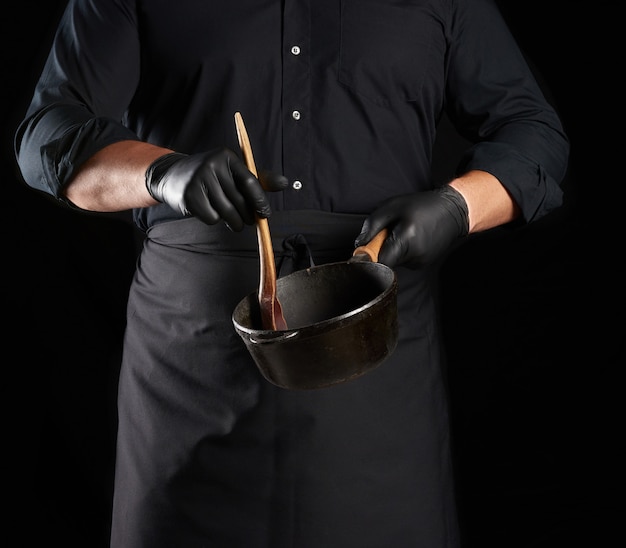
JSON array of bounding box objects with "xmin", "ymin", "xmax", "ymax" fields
[
  {"xmin": 145, "ymin": 149, "xmax": 288, "ymax": 231},
  {"xmin": 355, "ymin": 185, "xmax": 469, "ymax": 269}
]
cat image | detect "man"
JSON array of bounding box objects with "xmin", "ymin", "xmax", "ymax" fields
[{"xmin": 15, "ymin": 0, "xmax": 568, "ymax": 546}]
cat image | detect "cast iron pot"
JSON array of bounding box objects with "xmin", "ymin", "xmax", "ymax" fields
[{"xmin": 232, "ymin": 233, "xmax": 398, "ymax": 390}]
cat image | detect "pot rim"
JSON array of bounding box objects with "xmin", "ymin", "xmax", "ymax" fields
[{"xmin": 232, "ymin": 261, "xmax": 397, "ymax": 338}]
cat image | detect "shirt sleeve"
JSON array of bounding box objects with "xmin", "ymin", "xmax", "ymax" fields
[
  {"xmin": 445, "ymin": 0, "xmax": 570, "ymax": 222},
  {"xmin": 14, "ymin": 0, "xmax": 141, "ymax": 205}
]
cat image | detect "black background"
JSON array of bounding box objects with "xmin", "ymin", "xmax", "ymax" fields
[{"xmin": 3, "ymin": 1, "xmax": 623, "ymax": 546}]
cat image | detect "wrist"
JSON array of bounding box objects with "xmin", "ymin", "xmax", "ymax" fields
[
  {"xmin": 448, "ymin": 170, "xmax": 520, "ymax": 232},
  {"xmin": 145, "ymin": 152, "xmax": 188, "ymax": 202},
  {"xmin": 438, "ymin": 185, "xmax": 469, "ymax": 237}
]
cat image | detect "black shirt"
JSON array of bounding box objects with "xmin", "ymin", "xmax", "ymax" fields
[{"xmin": 15, "ymin": 0, "xmax": 569, "ymax": 231}]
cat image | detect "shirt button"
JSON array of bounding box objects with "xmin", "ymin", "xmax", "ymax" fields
[
  {"xmin": 292, "ymin": 110, "xmax": 301, "ymax": 120},
  {"xmin": 292, "ymin": 180, "xmax": 303, "ymax": 190},
  {"xmin": 291, "ymin": 45, "xmax": 301, "ymax": 56}
]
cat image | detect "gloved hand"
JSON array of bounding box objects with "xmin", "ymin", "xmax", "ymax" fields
[
  {"xmin": 355, "ymin": 185, "xmax": 469, "ymax": 269},
  {"xmin": 145, "ymin": 148, "xmax": 288, "ymax": 231}
]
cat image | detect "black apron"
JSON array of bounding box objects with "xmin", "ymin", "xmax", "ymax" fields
[{"xmin": 111, "ymin": 211, "xmax": 459, "ymax": 548}]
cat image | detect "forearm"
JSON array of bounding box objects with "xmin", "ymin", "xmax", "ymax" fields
[
  {"xmin": 63, "ymin": 140, "xmax": 172, "ymax": 211},
  {"xmin": 448, "ymin": 170, "xmax": 520, "ymax": 233}
]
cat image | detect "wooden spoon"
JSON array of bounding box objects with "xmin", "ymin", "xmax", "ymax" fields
[{"xmin": 234, "ymin": 112, "xmax": 288, "ymax": 330}]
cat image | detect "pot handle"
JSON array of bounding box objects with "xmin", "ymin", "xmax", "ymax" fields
[
  {"xmin": 351, "ymin": 228, "xmax": 388, "ymax": 263},
  {"xmin": 249, "ymin": 330, "xmax": 300, "ymax": 344}
]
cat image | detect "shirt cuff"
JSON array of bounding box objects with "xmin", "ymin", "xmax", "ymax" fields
[
  {"xmin": 456, "ymin": 141, "xmax": 564, "ymax": 223},
  {"xmin": 40, "ymin": 116, "xmax": 139, "ymax": 205}
]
